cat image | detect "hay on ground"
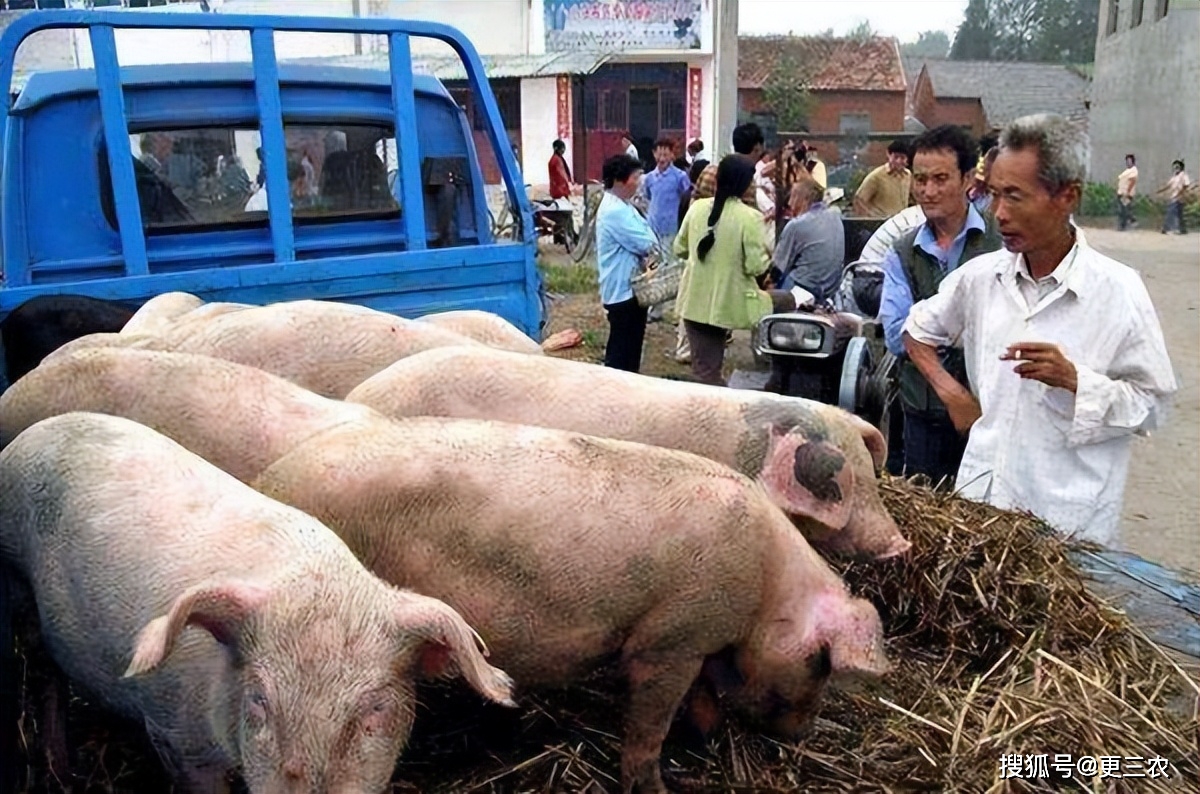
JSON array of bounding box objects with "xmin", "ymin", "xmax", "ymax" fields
[{"xmin": 6, "ymin": 478, "xmax": 1199, "ymax": 793}]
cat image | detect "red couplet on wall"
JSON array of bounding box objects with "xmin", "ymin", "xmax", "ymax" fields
[
  {"xmin": 557, "ymin": 75, "xmax": 572, "ymax": 140},
  {"xmin": 687, "ymin": 67, "xmax": 702, "ymax": 141}
]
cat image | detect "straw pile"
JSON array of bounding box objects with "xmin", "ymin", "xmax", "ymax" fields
[{"xmin": 7, "ymin": 477, "xmax": 1199, "ymax": 793}]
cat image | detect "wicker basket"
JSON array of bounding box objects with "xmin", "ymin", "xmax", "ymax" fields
[{"xmin": 631, "ymin": 244, "xmax": 686, "ymax": 308}]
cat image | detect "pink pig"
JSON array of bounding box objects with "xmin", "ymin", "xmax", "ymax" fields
[
  {"xmin": 0, "ymin": 347, "xmax": 375, "ymax": 483},
  {"xmin": 0, "ymin": 412, "xmax": 513, "ymax": 794},
  {"xmin": 346, "ymin": 345, "xmax": 908, "ymax": 559},
  {"xmin": 253, "ymin": 415, "xmax": 890, "ymax": 794}
]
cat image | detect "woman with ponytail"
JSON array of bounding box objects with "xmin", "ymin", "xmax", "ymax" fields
[{"xmin": 673, "ymin": 154, "xmax": 778, "ymax": 385}]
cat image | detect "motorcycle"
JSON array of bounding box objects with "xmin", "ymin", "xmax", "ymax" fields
[{"xmin": 732, "ymin": 217, "xmax": 900, "ymax": 443}]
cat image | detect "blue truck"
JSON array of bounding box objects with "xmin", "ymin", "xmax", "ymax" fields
[{"xmin": 0, "ymin": 9, "xmax": 544, "ymax": 391}]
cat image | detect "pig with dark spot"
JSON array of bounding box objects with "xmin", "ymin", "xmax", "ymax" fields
[
  {"xmin": 0, "ymin": 347, "xmax": 375, "ymax": 483},
  {"xmin": 0, "ymin": 294, "xmax": 134, "ymax": 387},
  {"xmin": 416, "ymin": 309, "xmax": 543, "ymax": 355},
  {"xmin": 345, "ymin": 345, "xmax": 908, "ymax": 560},
  {"xmin": 252, "ymin": 415, "xmax": 890, "ymax": 794},
  {"xmin": 0, "ymin": 412, "xmax": 514, "ymax": 794}
]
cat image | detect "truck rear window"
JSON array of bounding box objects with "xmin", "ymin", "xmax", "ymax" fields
[{"xmin": 101, "ymin": 124, "xmax": 401, "ymax": 232}]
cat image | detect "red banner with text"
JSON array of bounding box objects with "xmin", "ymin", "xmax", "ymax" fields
[{"xmin": 687, "ymin": 67, "xmax": 702, "ymax": 141}]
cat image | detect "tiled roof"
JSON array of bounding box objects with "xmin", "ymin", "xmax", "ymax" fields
[
  {"xmin": 281, "ymin": 50, "xmax": 612, "ymax": 81},
  {"xmin": 901, "ymin": 55, "xmax": 928, "ymax": 91},
  {"xmin": 739, "ymin": 35, "xmax": 906, "ymax": 93},
  {"xmin": 914, "ymin": 59, "xmax": 1091, "ymax": 127}
]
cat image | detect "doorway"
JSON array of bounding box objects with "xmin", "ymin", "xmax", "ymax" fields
[{"xmin": 628, "ymin": 88, "xmax": 659, "ymax": 168}]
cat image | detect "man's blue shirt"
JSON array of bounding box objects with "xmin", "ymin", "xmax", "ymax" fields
[
  {"xmin": 880, "ymin": 204, "xmax": 987, "ymax": 356},
  {"xmin": 641, "ymin": 164, "xmax": 692, "ymax": 238}
]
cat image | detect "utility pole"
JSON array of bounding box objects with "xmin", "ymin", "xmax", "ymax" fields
[{"xmin": 352, "ymin": 0, "xmax": 362, "ymax": 55}]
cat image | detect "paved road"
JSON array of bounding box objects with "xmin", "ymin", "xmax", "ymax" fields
[{"xmin": 1085, "ymin": 227, "xmax": 1200, "ymax": 572}]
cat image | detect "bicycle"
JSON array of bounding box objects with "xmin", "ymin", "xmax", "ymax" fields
[
  {"xmin": 489, "ymin": 195, "xmax": 520, "ymax": 241},
  {"xmin": 570, "ymin": 180, "xmax": 605, "ymax": 263}
]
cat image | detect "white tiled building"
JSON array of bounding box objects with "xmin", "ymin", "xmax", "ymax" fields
[{"xmin": 9, "ymin": 0, "xmax": 739, "ymax": 188}]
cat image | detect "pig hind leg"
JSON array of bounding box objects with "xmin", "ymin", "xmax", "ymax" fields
[{"xmin": 619, "ymin": 647, "xmax": 706, "ymax": 794}]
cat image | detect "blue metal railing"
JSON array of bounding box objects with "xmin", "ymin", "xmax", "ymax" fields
[{"xmin": 0, "ymin": 10, "xmax": 531, "ymax": 283}]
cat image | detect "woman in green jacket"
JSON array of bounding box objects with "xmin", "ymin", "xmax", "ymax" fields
[{"xmin": 674, "ymin": 155, "xmax": 778, "ymax": 385}]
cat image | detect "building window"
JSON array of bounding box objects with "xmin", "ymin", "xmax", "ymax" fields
[
  {"xmin": 839, "ymin": 112, "xmax": 871, "ymax": 136},
  {"xmin": 1156, "ymin": 0, "xmax": 1169, "ymax": 19},
  {"xmin": 1132, "ymin": 0, "xmax": 1144, "ymax": 26},
  {"xmin": 660, "ymin": 89, "xmax": 685, "ymax": 131},
  {"xmin": 1107, "ymin": 0, "xmax": 1121, "ymax": 34},
  {"xmin": 601, "ymin": 90, "xmax": 628, "ymax": 131}
]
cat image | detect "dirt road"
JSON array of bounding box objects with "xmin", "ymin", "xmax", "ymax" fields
[
  {"xmin": 1085, "ymin": 227, "xmax": 1200, "ymax": 571},
  {"xmin": 542, "ymin": 225, "xmax": 1198, "ymax": 571}
]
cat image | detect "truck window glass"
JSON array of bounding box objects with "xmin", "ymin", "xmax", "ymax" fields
[{"xmin": 103, "ymin": 124, "xmax": 400, "ymax": 233}]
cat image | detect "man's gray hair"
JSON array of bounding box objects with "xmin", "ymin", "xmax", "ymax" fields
[{"xmin": 998, "ymin": 113, "xmax": 1089, "ymax": 193}]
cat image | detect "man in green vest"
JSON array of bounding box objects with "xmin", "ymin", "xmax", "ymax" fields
[{"xmin": 878, "ymin": 125, "xmax": 1002, "ymax": 487}]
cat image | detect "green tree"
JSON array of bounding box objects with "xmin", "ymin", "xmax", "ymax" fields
[
  {"xmin": 1031, "ymin": 0, "xmax": 1100, "ymax": 64},
  {"xmin": 950, "ymin": 0, "xmax": 995, "ymax": 60},
  {"xmin": 951, "ymin": 0, "xmax": 1100, "ymax": 63},
  {"xmin": 901, "ymin": 30, "xmax": 951, "ymax": 59},
  {"xmin": 847, "ymin": 19, "xmax": 876, "ymax": 43},
  {"xmin": 989, "ymin": 0, "xmax": 1041, "ymax": 60},
  {"xmin": 761, "ymin": 49, "xmax": 818, "ymax": 132}
]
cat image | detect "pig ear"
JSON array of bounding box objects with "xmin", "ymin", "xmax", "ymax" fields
[
  {"xmin": 759, "ymin": 424, "xmax": 855, "ymax": 531},
  {"xmin": 125, "ymin": 581, "xmax": 268, "ymax": 678},
  {"xmin": 394, "ymin": 593, "xmax": 516, "ymax": 708},
  {"xmin": 842, "ymin": 412, "xmax": 887, "ymax": 473}
]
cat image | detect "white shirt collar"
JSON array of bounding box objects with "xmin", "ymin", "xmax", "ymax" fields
[{"xmin": 995, "ymin": 226, "xmax": 1089, "ymax": 298}]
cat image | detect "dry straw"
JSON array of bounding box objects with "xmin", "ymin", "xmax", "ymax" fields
[{"xmin": 8, "ymin": 478, "xmax": 1199, "ymax": 792}]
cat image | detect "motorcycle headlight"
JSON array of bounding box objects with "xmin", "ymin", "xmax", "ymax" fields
[{"xmin": 766, "ymin": 320, "xmax": 827, "ymax": 353}]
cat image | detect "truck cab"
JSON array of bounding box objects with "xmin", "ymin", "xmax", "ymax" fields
[{"xmin": 0, "ymin": 10, "xmax": 543, "ymax": 388}]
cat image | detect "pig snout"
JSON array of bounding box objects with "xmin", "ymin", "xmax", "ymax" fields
[{"xmin": 819, "ymin": 504, "xmax": 911, "ymax": 561}]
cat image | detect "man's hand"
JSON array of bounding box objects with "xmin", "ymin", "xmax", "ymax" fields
[
  {"xmin": 943, "ymin": 388, "xmax": 983, "ymax": 436},
  {"xmin": 904, "ymin": 331, "xmax": 981, "ymax": 436},
  {"xmin": 1000, "ymin": 342, "xmax": 1078, "ymax": 393}
]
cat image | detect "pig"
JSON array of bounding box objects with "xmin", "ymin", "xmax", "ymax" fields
[
  {"xmin": 0, "ymin": 294, "xmax": 134, "ymax": 386},
  {"xmin": 39, "ymin": 300, "xmax": 490, "ymax": 398},
  {"xmin": 121, "ymin": 292, "xmax": 206, "ymax": 336},
  {"xmin": 0, "ymin": 347, "xmax": 377, "ymax": 483},
  {"xmin": 416, "ymin": 310, "xmax": 543, "ymax": 355},
  {"xmin": 0, "ymin": 412, "xmax": 514, "ymax": 794},
  {"xmin": 345, "ymin": 346, "xmax": 908, "ymax": 560},
  {"xmin": 176, "ymin": 300, "xmax": 254, "ymax": 323},
  {"xmin": 253, "ymin": 415, "xmax": 890, "ymax": 794}
]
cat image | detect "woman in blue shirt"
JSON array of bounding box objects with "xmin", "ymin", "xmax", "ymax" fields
[{"xmin": 595, "ymin": 154, "xmax": 658, "ymax": 372}]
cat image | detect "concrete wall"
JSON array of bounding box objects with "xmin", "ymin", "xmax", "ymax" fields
[
  {"xmin": 712, "ymin": 0, "xmax": 737, "ymax": 157},
  {"xmin": 378, "ymin": 0, "xmax": 530, "ymax": 55},
  {"xmin": 1091, "ymin": 0, "xmax": 1200, "ymax": 189},
  {"xmin": 519, "ymin": 76, "xmax": 559, "ymax": 187},
  {"xmin": 10, "ymin": 26, "xmax": 77, "ymax": 76}
]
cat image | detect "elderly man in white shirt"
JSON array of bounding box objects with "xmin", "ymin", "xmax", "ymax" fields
[{"xmin": 902, "ymin": 114, "xmax": 1176, "ymax": 545}]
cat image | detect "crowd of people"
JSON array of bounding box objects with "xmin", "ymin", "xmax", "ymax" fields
[
  {"xmin": 582, "ymin": 112, "xmax": 1177, "ymax": 548},
  {"xmin": 1116, "ymin": 152, "xmax": 1194, "ymax": 234}
]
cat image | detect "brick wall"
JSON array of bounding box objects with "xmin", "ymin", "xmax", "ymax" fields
[
  {"xmin": 739, "ymin": 87, "xmax": 905, "ymax": 167},
  {"xmin": 739, "ymin": 89, "xmax": 904, "ymax": 135},
  {"xmin": 930, "ymin": 98, "xmax": 988, "ymax": 137}
]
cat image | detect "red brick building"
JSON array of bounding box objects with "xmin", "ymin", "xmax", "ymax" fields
[
  {"xmin": 738, "ymin": 35, "xmax": 908, "ymax": 169},
  {"xmin": 905, "ymin": 59, "xmax": 1091, "ymax": 139}
]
